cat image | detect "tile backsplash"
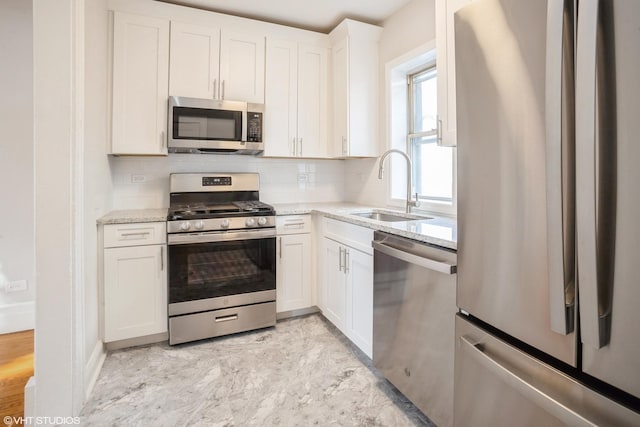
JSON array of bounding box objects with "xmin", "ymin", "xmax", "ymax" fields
[{"xmin": 110, "ymin": 154, "xmax": 346, "ymax": 209}]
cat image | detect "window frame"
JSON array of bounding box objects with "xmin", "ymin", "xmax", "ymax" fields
[
  {"xmin": 384, "ymin": 43, "xmax": 457, "ymax": 217},
  {"xmin": 406, "ymin": 65, "xmax": 456, "ymax": 215}
]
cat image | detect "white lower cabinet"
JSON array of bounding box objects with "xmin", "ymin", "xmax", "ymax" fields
[
  {"xmin": 322, "ymin": 218, "xmax": 374, "ymax": 357},
  {"xmin": 322, "ymin": 238, "xmax": 347, "ymax": 329},
  {"xmin": 276, "ymin": 215, "xmax": 313, "ymax": 313},
  {"xmin": 103, "ymin": 222, "xmax": 167, "ymax": 342},
  {"xmin": 345, "ymin": 246, "xmax": 373, "ymax": 356}
]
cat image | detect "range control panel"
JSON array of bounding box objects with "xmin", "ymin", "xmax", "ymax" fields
[{"xmin": 202, "ymin": 176, "xmax": 232, "ymax": 186}]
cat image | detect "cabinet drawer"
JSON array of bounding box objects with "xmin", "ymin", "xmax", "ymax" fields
[
  {"xmin": 324, "ymin": 217, "xmax": 374, "ymax": 254},
  {"xmin": 276, "ymin": 215, "xmax": 312, "ymax": 235},
  {"xmin": 104, "ymin": 222, "xmax": 166, "ymax": 248}
]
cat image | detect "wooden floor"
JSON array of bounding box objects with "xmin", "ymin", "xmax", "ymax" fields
[{"xmin": 0, "ymin": 330, "xmax": 34, "ymax": 423}]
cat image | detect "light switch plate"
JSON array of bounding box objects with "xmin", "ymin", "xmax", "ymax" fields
[{"xmin": 5, "ymin": 280, "xmax": 28, "ymax": 293}]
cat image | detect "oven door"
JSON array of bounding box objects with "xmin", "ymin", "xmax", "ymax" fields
[{"xmin": 168, "ymin": 229, "xmax": 276, "ymax": 316}]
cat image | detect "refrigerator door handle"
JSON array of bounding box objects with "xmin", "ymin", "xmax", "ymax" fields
[
  {"xmin": 545, "ymin": 0, "xmax": 576, "ymax": 335},
  {"xmin": 459, "ymin": 336, "xmax": 597, "ymax": 426},
  {"xmin": 576, "ymin": 0, "xmax": 611, "ymax": 349}
]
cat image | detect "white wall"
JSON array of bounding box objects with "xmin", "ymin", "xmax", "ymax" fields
[
  {"xmin": 110, "ymin": 156, "xmax": 346, "ymax": 208},
  {"xmin": 83, "ymin": 0, "xmax": 111, "ymax": 398},
  {"xmin": 0, "ymin": 0, "xmax": 36, "ymax": 334},
  {"xmin": 344, "ymin": 0, "xmax": 436, "ymax": 206},
  {"xmin": 33, "ymin": 0, "xmax": 85, "ymax": 417}
]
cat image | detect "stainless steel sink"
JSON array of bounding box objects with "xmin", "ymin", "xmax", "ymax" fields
[{"xmin": 353, "ymin": 211, "xmax": 425, "ymax": 222}]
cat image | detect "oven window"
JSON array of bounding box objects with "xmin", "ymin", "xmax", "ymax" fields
[
  {"xmin": 172, "ymin": 107, "xmax": 242, "ymax": 141},
  {"xmin": 168, "ymin": 238, "xmax": 275, "ymax": 303}
]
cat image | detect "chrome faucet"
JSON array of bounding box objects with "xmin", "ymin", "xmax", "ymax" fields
[{"xmin": 377, "ymin": 149, "xmax": 420, "ymax": 213}]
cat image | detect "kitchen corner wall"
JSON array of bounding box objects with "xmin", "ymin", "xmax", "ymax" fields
[
  {"xmin": 110, "ymin": 155, "xmax": 346, "ymax": 208},
  {"xmin": 344, "ymin": 0, "xmax": 436, "ymax": 207}
]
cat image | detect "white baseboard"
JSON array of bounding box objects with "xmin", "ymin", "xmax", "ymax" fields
[
  {"xmin": 24, "ymin": 376, "xmax": 35, "ymax": 417},
  {"xmin": 0, "ymin": 301, "xmax": 35, "ymax": 334},
  {"xmin": 84, "ymin": 340, "xmax": 106, "ymax": 401}
]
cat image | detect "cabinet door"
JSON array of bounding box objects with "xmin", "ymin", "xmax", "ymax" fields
[
  {"xmin": 104, "ymin": 245, "xmax": 167, "ymax": 342},
  {"xmin": 322, "ymin": 238, "xmax": 346, "ymax": 330},
  {"xmin": 436, "ymin": 0, "xmax": 473, "ymax": 147},
  {"xmin": 346, "ymin": 247, "xmax": 373, "ymax": 358},
  {"xmin": 332, "ymin": 37, "xmax": 349, "ymax": 157},
  {"xmin": 219, "ymin": 31, "xmax": 265, "ymax": 103},
  {"xmin": 111, "ymin": 12, "xmax": 169, "ymax": 155},
  {"xmin": 264, "ymin": 39, "xmax": 298, "ymax": 157},
  {"xmin": 298, "ymin": 45, "xmax": 329, "ymax": 158},
  {"xmin": 276, "ymin": 234, "xmax": 312, "ymax": 312},
  {"xmin": 169, "ymin": 21, "xmax": 220, "ymax": 99},
  {"xmin": 346, "ymin": 37, "xmax": 379, "ymax": 157}
]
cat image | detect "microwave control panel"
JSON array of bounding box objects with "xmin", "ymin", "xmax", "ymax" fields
[{"xmin": 247, "ymin": 112, "xmax": 263, "ymax": 142}]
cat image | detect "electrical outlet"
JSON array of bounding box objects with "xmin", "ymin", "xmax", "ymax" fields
[
  {"xmin": 297, "ymin": 173, "xmax": 309, "ymax": 182},
  {"xmin": 5, "ymin": 280, "xmax": 28, "ymax": 293},
  {"xmin": 131, "ymin": 174, "xmax": 146, "ymax": 183}
]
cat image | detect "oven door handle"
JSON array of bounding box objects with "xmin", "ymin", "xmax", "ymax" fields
[{"xmin": 168, "ymin": 229, "xmax": 276, "ymax": 245}]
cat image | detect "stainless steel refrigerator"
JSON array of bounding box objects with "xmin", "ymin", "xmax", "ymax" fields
[{"xmin": 455, "ymin": 0, "xmax": 640, "ymax": 424}]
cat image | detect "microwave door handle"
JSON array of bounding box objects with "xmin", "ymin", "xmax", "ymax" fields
[{"xmin": 241, "ymin": 110, "xmax": 248, "ymax": 142}]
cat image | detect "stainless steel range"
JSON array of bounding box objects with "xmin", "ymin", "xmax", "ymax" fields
[{"xmin": 167, "ymin": 173, "xmax": 276, "ymax": 345}]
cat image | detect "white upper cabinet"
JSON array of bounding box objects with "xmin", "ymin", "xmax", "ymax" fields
[
  {"xmin": 332, "ymin": 37, "xmax": 349, "ymax": 157},
  {"xmin": 264, "ymin": 39, "xmax": 298, "ymax": 157},
  {"xmin": 329, "ymin": 19, "xmax": 383, "ymax": 158},
  {"xmin": 169, "ymin": 21, "xmax": 220, "ymax": 99},
  {"xmin": 169, "ymin": 24, "xmax": 265, "ymax": 103},
  {"xmin": 264, "ymin": 38, "xmax": 329, "ymax": 158},
  {"xmin": 297, "ymin": 45, "xmax": 329, "ymax": 158},
  {"xmin": 111, "ymin": 12, "xmax": 169, "ymax": 155},
  {"xmin": 436, "ymin": 0, "xmax": 474, "ymax": 147},
  {"xmin": 219, "ymin": 31, "xmax": 265, "ymax": 104}
]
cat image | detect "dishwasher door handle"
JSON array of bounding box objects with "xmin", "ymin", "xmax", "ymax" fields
[{"xmin": 372, "ymin": 241, "xmax": 457, "ymax": 275}]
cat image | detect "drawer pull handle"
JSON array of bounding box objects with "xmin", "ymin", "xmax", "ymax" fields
[
  {"xmin": 120, "ymin": 232, "xmax": 151, "ymax": 237},
  {"xmin": 215, "ymin": 314, "xmax": 238, "ymax": 323},
  {"xmin": 284, "ymin": 223, "xmax": 304, "ymax": 227}
]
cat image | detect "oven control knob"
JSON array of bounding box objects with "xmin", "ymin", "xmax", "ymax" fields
[
  {"xmin": 245, "ymin": 218, "xmax": 256, "ymax": 227},
  {"xmin": 220, "ymin": 219, "xmax": 230, "ymax": 229},
  {"xmin": 194, "ymin": 220, "xmax": 205, "ymax": 230},
  {"xmin": 179, "ymin": 221, "xmax": 191, "ymax": 231},
  {"xmin": 257, "ymin": 217, "xmax": 267, "ymax": 226}
]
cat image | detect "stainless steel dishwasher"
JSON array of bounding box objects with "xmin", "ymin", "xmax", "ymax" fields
[{"xmin": 372, "ymin": 231, "xmax": 457, "ymax": 427}]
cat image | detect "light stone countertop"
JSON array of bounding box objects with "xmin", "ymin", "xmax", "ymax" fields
[
  {"xmin": 96, "ymin": 203, "xmax": 457, "ymax": 250},
  {"xmin": 271, "ymin": 202, "xmax": 457, "ymax": 250},
  {"xmin": 97, "ymin": 208, "xmax": 168, "ymax": 225}
]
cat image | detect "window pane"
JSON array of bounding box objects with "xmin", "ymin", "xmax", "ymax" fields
[
  {"xmin": 411, "ymin": 136, "xmax": 453, "ymax": 202},
  {"xmin": 412, "ymin": 68, "xmax": 437, "ymax": 133}
]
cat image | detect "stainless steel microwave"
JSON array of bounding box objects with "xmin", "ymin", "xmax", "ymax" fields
[{"xmin": 168, "ymin": 96, "xmax": 264, "ymax": 155}]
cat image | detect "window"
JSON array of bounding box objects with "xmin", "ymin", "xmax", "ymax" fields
[{"xmin": 408, "ymin": 67, "xmax": 454, "ymax": 207}]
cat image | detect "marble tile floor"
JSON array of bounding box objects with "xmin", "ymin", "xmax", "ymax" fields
[{"xmin": 81, "ymin": 314, "xmax": 436, "ymax": 426}]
